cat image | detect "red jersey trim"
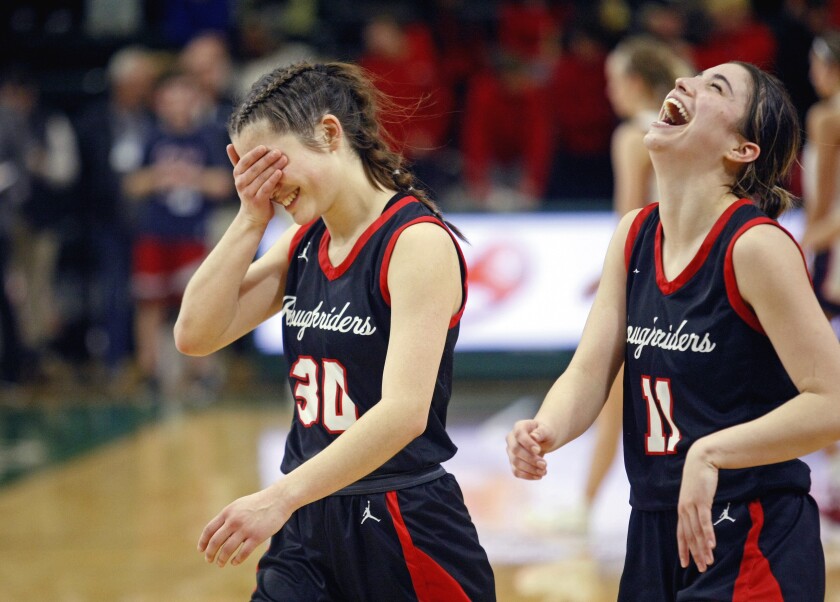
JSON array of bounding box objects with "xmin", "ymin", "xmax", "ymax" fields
[
  {"xmin": 724, "ymin": 218, "xmax": 809, "ymax": 334},
  {"xmin": 732, "ymin": 500, "xmax": 783, "ymax": 601},
  {"xmin": 385, "ymin": 490, "xmax": 471, "ymax": 602},
  {"xmin": 319, "ymin": 197, "xmax": 417, "ymax": 281},
  {"xmin": 625, "ymin": 203, "xmax": 659, "ymax": 271},
  {"xmin": 287, "ymin": 221, "xmax": 317, "ymax": 265},
  {"xmin": 655, "ymin": 199, "xmax": 751, "ymax": 295},
  {"xmin": 380, "ymin": 217, "xmax": 468, "ymax": 329}
]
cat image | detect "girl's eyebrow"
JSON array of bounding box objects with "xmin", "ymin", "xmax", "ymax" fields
[{"xmin": 711, "ymin": 73, "xmax": 734, "ymax": 95}]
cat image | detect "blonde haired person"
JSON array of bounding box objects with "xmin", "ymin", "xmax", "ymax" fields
[{"xmin": 537, "ymin": 36, "xmax": 693, "ymax": 534}]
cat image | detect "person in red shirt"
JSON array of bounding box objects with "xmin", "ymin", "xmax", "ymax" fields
[
  {"xmin": 691, "ymin": 0, "xmax": 776, "ymax": 70},
  {"xmin": 460, "ymin": 51, "xmax": 555, "ymax": 208},
  {"xmin": 358, "ymin": 15, "xmax": 454, "ymax": 197}
]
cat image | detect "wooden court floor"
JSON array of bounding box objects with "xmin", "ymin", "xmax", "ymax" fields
[{"xmin": 3, "ymin": 393, "xmax": 840, "ymax": 601}]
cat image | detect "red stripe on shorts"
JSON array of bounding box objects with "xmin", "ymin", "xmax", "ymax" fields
[
  {"xmin": 385, "ymin": 490, "xmax": 470, "ymax": 602},
  {"xmin": 732, "ymin": 500, "xmax": 783, "ymax": 601}
]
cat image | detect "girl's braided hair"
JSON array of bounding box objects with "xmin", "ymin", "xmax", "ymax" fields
[{"xmin": 230, "ymin": 61, "xmax": 464, "ymax": 238}]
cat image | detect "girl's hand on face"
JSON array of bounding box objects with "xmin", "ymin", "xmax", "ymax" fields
[
  {"xmin": 677, "ymin": 443, "xmax": 719, "ymax": 573},
  {"xmin": 227, "ymin": 144, "xmax": 288, "ymax": 226},
  {"xmin": 505, "ymin": 419, "xmax": 555, "ymax": 480}
]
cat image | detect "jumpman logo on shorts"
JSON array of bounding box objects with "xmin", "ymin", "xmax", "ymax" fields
[
  {"xmin": 361, "ymin": 500, "xmax": 381, "ymax": 525},
  {"xmin": 298, "ymin": 241, "xmax": 311, "ymax": 262},
  {"xmin": 713, "ymin": 502, "xmax": 736, "ymax": 526}
]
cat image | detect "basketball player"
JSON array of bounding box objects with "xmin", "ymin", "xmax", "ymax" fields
[
  {"xmin": 507, "ymin": 62, "xmax": 840, "ymax": 600},
  {"xmin": 174, "ymin": 62, "xmax": 495, "ymax": 600}
]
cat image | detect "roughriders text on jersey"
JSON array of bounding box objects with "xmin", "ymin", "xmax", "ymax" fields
[
  {"xmin": 626, "ymin": 316, "xmax": 716, "ymax": 359},
  {"xmin": 282, "ymin": 296, "xmax": 377, "ymax": 341}
]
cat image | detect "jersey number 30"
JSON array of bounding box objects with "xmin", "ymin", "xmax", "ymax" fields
[
  {"xmin": 291, "ymin": 357, "xmax": 359, "ymax": 433},
  {"xmin": 641, "ymin": 375, "xmax": 681, "ymax": 454}
]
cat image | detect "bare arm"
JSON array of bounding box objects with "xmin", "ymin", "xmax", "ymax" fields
[
  {"xmin": 174, "ymin": 144, "xmax": 290, "ymax": 355},
  {"xmin": 677, "ymin": 224, "xmax": 840, "ymax": 571},
  {"xmin": 506, "ymin": 210, "xmax": 636, "ymax": 478},
  {"xmin": 198, "ymin": 222, "xmax": 464, "ymax": 567},
  {"xmin": 803, "ymin": 107, "xmax": 840, "ymax": 250}
]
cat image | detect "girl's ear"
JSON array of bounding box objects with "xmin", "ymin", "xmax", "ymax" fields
[
  {"xmin": 726, "ymin": 139, "xmax": 760, "ymax": 165},
  {"xmin": 320, "ymin": 114, "xmax": 343, "ymax": 152}
]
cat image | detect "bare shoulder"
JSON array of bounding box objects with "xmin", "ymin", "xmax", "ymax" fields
[
  {"xmin": 733, "ymin": 222, "xmax": 799, "ymax": 259},
  {"xmin": 732, "ymin": 223, "xmax": 805, "ymax": 289},
  {"xmin": 392, "ymin": 221, "xmax": 456, "ymax": 259}
]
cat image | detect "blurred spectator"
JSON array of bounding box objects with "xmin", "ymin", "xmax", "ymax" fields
[
  {"xmin": 122, "ymin": 69, "xmax": 232, "ymax": 400},
  {"xmin": 178, "ymin": 31, "xmax": 242, "ymax": 247},
  {"xmin": 153, "ymin": 0, "xmax": 233, "ymax": 47},
  {"xmin": 801, "ymin": 29, "xmax": 840, "ymax": 524},
  {"xmin": 771, "ymin": 0, "xmax": 823, "ymax": 126},
  {"xmin": 75, "ymin": 46, "xmax": 158, "ymax": 385},
  {"xmin": 358, "ymin": 13, "xmax": 456, "ymax": 198},
  {"xmin": 459, "ymin": 51, "xmax": 554, "ymax": 209},
  {"xmin": 0, "ymin": 67, "xmax": 79, "ymax": 376},
  {"xmin": 233, "ymin": 7, "xmax": 319, "ymax": 98},
  {"xmin": 544, "ymin": 22, "xmax": 615, "ymax": 201},
  {"xmin": 498, "ymin": 0, "xmax": 564, "ymax": 70},
  {"xmin": 605, "ymin": 35, "xmax": 692, "ymax": 214},
  {"xmin": 691, "ymin": 0, "xmax": 777, "ymax": 70},
  {"xmin": 802, "ymin": 30, "xmax": 840, "ymax": 305},
  {"xmin": 0, "ymin": 95, "xmax": 28, "ymax": 386},
  {"xmin": 633, "ymin": 1, "xmax": 693, "ymax": 57},
  {"xmin": 178, "ymin": 31, "xmax": 236, "ymax": 145},
  {"xmin": 419, "ymin": 0, "xmax": 495, "ymax": 101}
]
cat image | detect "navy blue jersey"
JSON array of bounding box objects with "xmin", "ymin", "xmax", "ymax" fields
[
  {"xmin": 279, "ymin": 193, "xmax": 467, "ymax": 491},
  {"xmin": 623, "ymin": 200, "xmax": 811, "ymax": 511}
]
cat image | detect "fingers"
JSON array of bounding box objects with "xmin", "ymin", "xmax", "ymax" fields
[
  {"xmin": 231, "ymin": 538, "xmax": 260, "ymax": 566},
  {"xmin": 201, "ymin": 518, "xmax": 252, "ymax": 568},
  {"xmin": 677, "ymin": 519, "xmax": 689, "ymax": 569},
  {"xmin": 215, "ymin": 532, "xmax": 246, "ymax": 568},
  {"xmin": 506, "ymin": 423, "xmax": 548, "ymax": 480},
  {"xmin": 677, "ymin": 506, "xmax": 716, "ymax": 572},
  {"xmin": 202, "ymin": 525, "xmax": 230, "ymax": 564},
  {"xmin": 197, "ymin": 514, "xmax": 225, "ymax": 553},
  {"xmin": 226, "ymin": 144, "xmax": 240, "ymax": 167},
  {"xmin": 231, "ymin": 146, "xmax": 288, "ymax": 201}
]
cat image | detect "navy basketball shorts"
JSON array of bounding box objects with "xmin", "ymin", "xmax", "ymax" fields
[
  {"xmin": 618, "ymin": 493, "xmax": 824, "ymax": 601},
  {"xmin": 251, "ymin": 473, "xmax": 496, "ymax": 601}
]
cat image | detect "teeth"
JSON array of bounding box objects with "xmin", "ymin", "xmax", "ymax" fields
[
  {"xmin": 282, "ymin": 189, "xmax": 299, "ymax": 206},
  {"xmin": 271, "ymin": 188, "xmax": 299, "ymax": 207},
  {"xmin": 663, "ymin": 98, "xmax": 690, "ymax": 125}
]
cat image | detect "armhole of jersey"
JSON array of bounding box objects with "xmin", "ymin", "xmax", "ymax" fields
[
  {"xmin": 724, "ymin": 217, "xmax": 809, "ymax": 334},
  {"xmin": 287, "ymin": 221, "xmax": 316, "ymax": 264},
  {"xmin": 624, "ymin": 203, "xmax": 658, "ymax": 271},
  {"xmin": 380, "ymin": 217, "xmax": 468, "ymax": 329}
]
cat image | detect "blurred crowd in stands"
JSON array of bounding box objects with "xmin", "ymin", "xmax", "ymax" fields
[{"xmin": 0, "ymin": 0, "xmax": 834, "ymax": 398}]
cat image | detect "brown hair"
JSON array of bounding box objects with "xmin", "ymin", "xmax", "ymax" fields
[
  {"xmin": 731, "ymin": 61, "xmax": 801, "ymax": 219},
  {"xmin": 611, "ymin": 36, "xmax": 693, "ymax": 102},
  {"xmin": 229, "ymin": 61, "xmax": 464, "ymax": 238}
]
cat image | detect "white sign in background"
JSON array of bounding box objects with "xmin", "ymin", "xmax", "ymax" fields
[{"xmin": 252, "ymin": 209, "xmax": 805, "ymax": 354}]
